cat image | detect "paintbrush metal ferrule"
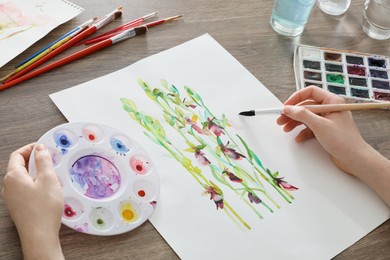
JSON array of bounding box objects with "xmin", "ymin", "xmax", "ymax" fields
[
  {"xmin": 110, "ymin": 26, "xmax": 147, "ymax": 44},
  {"xmin": 166, "ymin": 14, "xmax": 184, "ymax": 21},
  {"xmin": 94, "ymin": 6, "xmax": 123, "ymax": 30},
  {"xmin": 143, "ymin": 11, "xmax": 158, "ymax": 20}
]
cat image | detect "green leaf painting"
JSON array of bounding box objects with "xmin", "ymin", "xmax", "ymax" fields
[{"xmin": 120, "ymin": 79, "xmax": 298, "ymax": 230}]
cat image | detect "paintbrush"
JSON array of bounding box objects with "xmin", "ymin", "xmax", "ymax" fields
[
  {"xmin": 239, "ymin": 102, "xmax": 390, "ymax": 116},
  {"xmin": 0, "ymin": 26, "xmax": 147, "ymax": 92}
]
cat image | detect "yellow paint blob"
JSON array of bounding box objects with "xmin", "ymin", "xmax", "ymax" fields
[{"xmin": 120, "ymin": 202, "xmax": 137, "ymax": 222}]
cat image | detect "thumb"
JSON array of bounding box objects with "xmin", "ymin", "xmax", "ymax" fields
[
  {"xmin": 283, "ymin": 105, "xmax": 327, "ymax": 132},
  {"xmin": 34, "ymin": 144, "xmax": 57, "ymax": 183}
]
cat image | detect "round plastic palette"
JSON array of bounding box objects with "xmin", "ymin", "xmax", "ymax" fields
[{"xmin": 28, "ymin": 122, "xmax": 160, "ymax": 236}]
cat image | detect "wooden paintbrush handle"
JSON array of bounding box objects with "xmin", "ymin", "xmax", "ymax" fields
[{"xmin": 305, "ymin": 102, "xmax": 390, "ymax": 113}]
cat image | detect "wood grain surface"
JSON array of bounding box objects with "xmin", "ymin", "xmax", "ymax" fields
[{"xmin": 0, "ymin": 0, "xmax": 389, "ymax": 259}]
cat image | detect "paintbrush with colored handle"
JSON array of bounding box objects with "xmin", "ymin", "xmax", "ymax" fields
[
  {"xmin": 239, "ymin": 102, "xmax": 390, "ymax": 116},
  {"xmin": 82, "ymin": 14, "xmax": 183, "ymax": 45},
  {"xmin": 1, "ymin": 18, "xmax": 96, "ymax": 82},
  {"xmin": 2, "ymin": 7, "xmax": 123, "ymax": 84},
  {"xmin": 0, "ymin": 26, "xmax": 147, "ymax": 92},
  {"xmin": 78, "ymin": 11, "xmax": 158, "ymax": 45}
]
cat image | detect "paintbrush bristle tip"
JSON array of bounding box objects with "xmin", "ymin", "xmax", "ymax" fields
[{"xmin": 238, "ymin": 110, "xmax": 255, "ymax": 116}]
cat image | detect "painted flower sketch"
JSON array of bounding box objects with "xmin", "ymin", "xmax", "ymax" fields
[{"xmin": 120, "ymin": 79, "xmax": 298, "ymax": 230}]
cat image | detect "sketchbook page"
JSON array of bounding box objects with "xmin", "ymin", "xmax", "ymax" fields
[
  {"xmin": 0, "ymin": 0, "xmax": 83, "ymax": 68},
  {"xmin": 50, "ymin": 34, "xmax": 389, "ymax": 260}
]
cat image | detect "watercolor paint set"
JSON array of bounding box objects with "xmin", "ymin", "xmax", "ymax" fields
[
  {"xmin": 28, "ymin": 122, "xmax": 160, "ymax": 236},
  {"xmin": 294, "ymin": 45, "xmax": 390, "ymax": 102}
]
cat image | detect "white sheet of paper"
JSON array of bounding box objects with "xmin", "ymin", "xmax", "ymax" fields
[
  {"xmin": 50, "ymin": 34, "xmax": 389, "ymax": 260},
  {"xmin": 0, "ymin": 0, "xmax": 83, "ymax": 68}
]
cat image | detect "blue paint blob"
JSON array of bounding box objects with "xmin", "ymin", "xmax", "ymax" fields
[{"xmin": 110, "ymin": 138, "xmax": 129, "ymax": 155}]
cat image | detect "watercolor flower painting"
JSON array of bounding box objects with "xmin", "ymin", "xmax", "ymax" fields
[{"xmin": 120, "ymin": 78, "xmax": 299, "ymax": 230}]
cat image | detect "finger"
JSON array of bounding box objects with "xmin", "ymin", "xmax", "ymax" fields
[
  {"xmin": 284, "ymin": 86, "xmax": 339, "ymax": 106},
  {"xmin": 282, "ymin": 105, "xmax": 328, "ymax": 132},
  {"xmin": 34, "ymin": 144, "xmax": 57, "ymax": 183},
  {"xmin": 277, "ymin": 100, "xmax": 320, "ymax": 125},
  {"xmin": 7, "ymin": 143, "xmax": 35, "ymax": 173},
  {"xmin": 295, "ymin": 128, "xmax": 315, "ymax": 143},
  {"xmin": 283, "ymin": 120, "xmax": 305, "ymax": 132}
]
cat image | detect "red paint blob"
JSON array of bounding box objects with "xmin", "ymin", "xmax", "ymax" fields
[
  {"xmin": 64, "ymin": 204, "xmax": 76, "ymax": 217},
  {"xmin": 138, "ymin": 190, "xmax": 146, "ymax": 197},
  {"xmin": 88, "ymin": 134, "xmax": 96, "ymax": 141},
  {"xmin": 136, "ymin": 164, "xmax": 143, "ymax": 172}
]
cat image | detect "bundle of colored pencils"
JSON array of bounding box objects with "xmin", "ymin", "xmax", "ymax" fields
[{"xmin": 0, "ymin": 7, "xmax": 183, "ymax": 92}]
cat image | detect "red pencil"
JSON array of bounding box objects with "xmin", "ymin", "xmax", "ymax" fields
[
  {"xmin": 0, "ymin": 26, "xmax": 147, "ymax": 92},
  {"xmin": 78, "ymin": 11, "xmax": 158, "ymax": 45},
  {"xmin": 3, "ymin": 7, "xmax": 123, "ymax": 84},
  {"xmin": 83, "ymin": 14, "xmax": 183, "ymax": 45}
]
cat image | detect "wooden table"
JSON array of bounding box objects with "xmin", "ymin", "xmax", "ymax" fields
[{"xmin": 1, "ymin": 0, "xmax": 389, "ymax": 259}]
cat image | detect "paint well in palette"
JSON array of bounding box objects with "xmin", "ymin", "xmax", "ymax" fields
[
  {"xmin": 326, "ymin": 74, "xmax": 344, "ymax": 84},
  {"xmin": 304, "ymin": 71, "xmax": 322, "ymax": 81},
  {"xmin": 347, "ymin": 65, "xmax": 366, "ymax": 76},
  {"xmin": 351, "ymin": 88, "xmax": 369, "ymax": 98},
  {"xmin": 305, "ymin": 81, "xmax": 322, "ymax": 88},
  {"xmin": 325, "ymin": 63, "xmax": 343, "ymax": 73},
  {"xmin": 374, "ymin": 92, "xmax": 390, "ymax": 101},
  {"xmin": 372, "ymin": 80, "xmax": 390, "ymax": 90},
  {"xmin": 327, "ymin": 85, "xmax": 346, "ymax": 95},
  {"xmin": 346, "ymin": 56, "xmax": 364, "ymax": 65},
  {"xmin": 349, "ymin": 77, "xmax": 367, "ymax": 87},
  {"xmin": 370, "ymin": 69, "xmax": 388, "ymax": 79},
  {"xmin": 295, "ymin": 45, "xmax": 390, "ymax": 103},
  {"xmin": 303, "ymin": 60, "xmax": 321, "ymax": 70},
  {"xmin": 368, "ymin": 58, "xmax": 387, "ymax": 68},
  {"xmin": 324, "ymin": 52, "xmax": 342, "ymax": 62}
]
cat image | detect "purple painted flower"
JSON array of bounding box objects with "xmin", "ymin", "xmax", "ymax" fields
[
  {"xmin": 220, "ymin": 141, "xmax": 246, "ymax": 160},
  {"xmin": 222, "ymin": 169, "xmax": 242, "ymax": 183},
  {"xmin": 248, "ymin": 192, "xmax": 262, "ymax": 204}
]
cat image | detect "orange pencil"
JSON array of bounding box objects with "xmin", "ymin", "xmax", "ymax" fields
[
  {"xmin": 3, "ymin": 7, "xmax": 123, "ymax": 84},
  {"xmin": 0, "ymin": 26, "xmax": 147, "ymax": 92}
]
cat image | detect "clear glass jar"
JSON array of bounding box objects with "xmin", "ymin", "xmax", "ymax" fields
[{"xmin": 317, "ymin": 0, "xmax": 351, "ymax": 16}]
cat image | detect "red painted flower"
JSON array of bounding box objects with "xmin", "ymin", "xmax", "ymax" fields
[
  {"xmin": 222, "ymin": 169, "xmax": 242, "ymax": 183},
  {"xmin": 275, "ymin": 178, "xmax": 298, "ymax": 191}
]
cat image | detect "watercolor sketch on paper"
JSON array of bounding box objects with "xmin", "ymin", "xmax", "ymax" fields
[
  {"xmin": 0, "ymin": 1, "xmax": 56, "ymax": 41},
  {"xmin": 0, "ymin": 0, "xmax": 83, "ymax": 68},
  {"xmin": 120, "ymin": 78, "xmax": 299, "ymax": 230}
]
